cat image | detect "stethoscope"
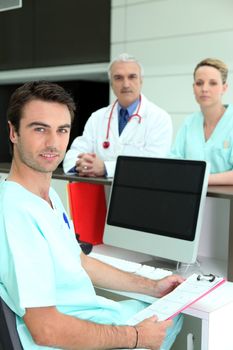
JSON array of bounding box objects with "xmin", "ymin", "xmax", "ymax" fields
[{"xmin": 102, "ymin": 95, "xmax": 142, "ymax": 149}]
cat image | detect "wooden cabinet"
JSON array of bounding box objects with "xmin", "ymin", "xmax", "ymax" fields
[{"xmin": 0, "ymin": 0, "xmax": 110, "ymax": 70}]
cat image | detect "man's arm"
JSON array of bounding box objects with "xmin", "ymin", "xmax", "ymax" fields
[
  {"xmin": 23, "ymin": 253, "xmax": 182, "ymax": 349},
  {"xmin": 76, "ymin": 153, "xmax": 106, "ymax": 177},
  {"xmin": 63, "ymin": 113, "xmax": 96, "ymax": 174},
  {"xmin": 81, "ymin": 253, "xmax": 184, "ymax": 298},
  {"xmin": 24, "ymin": 306, "xmax": 172, "ymax": 350},
  {"xmin": 76, "ymin": 153, "xmax": 116, "ymax": 178},
  {"xmin": 63, "ymin": 136, "xmax": 92, "ymax": 174},
  {"xmin": 24, "ymin": 306, "xmax": 135, "ymax": 349},
  {"xmin": 63, "ymin": 109, "xmax": 105, "ymax": 174}
]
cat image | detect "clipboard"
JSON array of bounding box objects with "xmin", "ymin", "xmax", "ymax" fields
[{"xmin": 127, "ymin": 273, "xmax": 226, "ymax": 325}]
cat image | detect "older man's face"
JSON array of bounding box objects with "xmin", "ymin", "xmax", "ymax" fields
[{"xmin": 110, "ymin": 61, "xmax": 142, "ymax": 107}]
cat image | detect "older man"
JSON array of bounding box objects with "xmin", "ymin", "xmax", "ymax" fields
[{"xmin": 63, "ymin": 53, "xmax": 172, "ymax": 177}]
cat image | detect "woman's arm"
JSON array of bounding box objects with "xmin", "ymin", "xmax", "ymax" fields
[{"xmin": 209, "ymin": 171, "xmax": 233, "ymax": 185}]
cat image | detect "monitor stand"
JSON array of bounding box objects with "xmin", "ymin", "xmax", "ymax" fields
[
  {"xmin": 141, "ymin": 257, "xmax": 178, "ymax": 271},
  {"xmin": 175, "ymin": 260, "xmax": 203, "ymax": 277}
]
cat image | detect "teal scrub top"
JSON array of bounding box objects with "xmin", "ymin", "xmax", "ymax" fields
[
  {"xmin": 170, "ymin": 104, "xmax": 233, "ymax": 173},
  {"xmin": 0, "ymin": 181, "xmax": 146, "ymax": 349}
]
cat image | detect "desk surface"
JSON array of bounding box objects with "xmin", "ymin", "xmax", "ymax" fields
[
  {"xmin": 1, "ymin": 162, "xmax": 233, "ymax": 196},
  {"xmin": 52, "ymin": 167, "xmax": 112, "ymax": 185},
  {"xmin": 0, "ymin": 163, "xmax": 112, "ymax": 186}
]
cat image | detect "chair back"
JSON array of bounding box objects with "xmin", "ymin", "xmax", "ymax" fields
[
  {"xmin": 67, "ymin": 182, "xmax": 107, "ymax": 245},
  {"xmin": 0, "ymin": 297, "xmax": 23, "ymax": 350}
]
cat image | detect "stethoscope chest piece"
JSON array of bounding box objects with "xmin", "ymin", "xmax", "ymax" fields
[{"xmin": 102, "ymin": 141, "xmax": 110, "ymax": 149}]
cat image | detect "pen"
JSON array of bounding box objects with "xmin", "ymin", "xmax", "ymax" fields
[{"xmin": 63, "ymin": 212, "xmax": 70, "ymax": 229}]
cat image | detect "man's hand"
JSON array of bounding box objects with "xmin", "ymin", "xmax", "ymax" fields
[
  {"xmin": 75, "ymin": 153, "xmax": 106, "ymax": 177},
  {"xmin": 136, "ymin": 315, "xmax": 173, "ymax": 350},
  {"xmin": 154, "ymin": 274, "xmax": 185, "ymax": 298}
]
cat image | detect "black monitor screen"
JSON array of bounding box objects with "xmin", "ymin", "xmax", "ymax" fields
[{"xmin": 107, "ymin": 156, "xmax": 207, "ymax": 241}]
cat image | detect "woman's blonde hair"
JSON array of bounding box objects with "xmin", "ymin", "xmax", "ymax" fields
[{"xmin": 194, "ymin": 58, "xmax": 228, "ymax": 84}]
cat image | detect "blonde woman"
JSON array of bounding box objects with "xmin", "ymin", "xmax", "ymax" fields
[{"xmin": 170, "ymin": 58, "xmax": 233, "ymax": 185}]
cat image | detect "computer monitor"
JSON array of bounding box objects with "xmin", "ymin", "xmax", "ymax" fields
[{"xmin": 104, "ymin": 156, "xmax": 210, "ymax": 265}]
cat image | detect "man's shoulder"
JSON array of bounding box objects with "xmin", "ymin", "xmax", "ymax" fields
[
  {"xmin": 0, "ymin": 181, "xmax": 29, "ymax": 212},
  {"xmin": 0, "ymin": 181, "xmax": 21, "ymax": 198},
  {"xmin": 90, "ymin": 105, "xmax": 110, "ymax": 118}
]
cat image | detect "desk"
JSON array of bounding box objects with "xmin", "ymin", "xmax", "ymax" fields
[
  {"xmin": 52, "ymin": 167, "xmax": 112, "ymax": 186},
  {"xmin": 0, "ymin": 163, "xmax": 233, "ymax": 280},
  {"xmin": 207, "ymin": 186, "xmax": 233, "ymax": 281},
  {"xmin": 0, "ymin": 163, "xmax": 112, "ymax": 186},
  {"xmin": 185, "ymin": 282, "xmax": 233, "ymax": 350},
  {"xmin": 92, "ymin": 244, "xmax": 233, "ymax": 350}
]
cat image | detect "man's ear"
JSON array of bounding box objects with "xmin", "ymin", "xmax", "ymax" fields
[{"xmin": 8, "ymin": 121, "xmax": 18, "ymax": 144}]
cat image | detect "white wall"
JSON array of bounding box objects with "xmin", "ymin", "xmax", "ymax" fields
[
  {"xmin": 111, "ymin": 3, "xmax": 233, "ymax": 347},
  {"xmin": 51, "ymin": 178, "xmax": 70, "ymax": 213},
  {"xmin": 111, "ymin": 0, "xmax": 233, "ymax": 138}
]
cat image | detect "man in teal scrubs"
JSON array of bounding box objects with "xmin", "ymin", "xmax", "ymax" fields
[{"xmin": 0, "ymin": 81, "xmax": 183, "ymax": 350}]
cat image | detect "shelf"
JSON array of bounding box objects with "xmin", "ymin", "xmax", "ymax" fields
[{"xmin": 0, "ymin": 62, "xmax": 109, "ymax": 84}]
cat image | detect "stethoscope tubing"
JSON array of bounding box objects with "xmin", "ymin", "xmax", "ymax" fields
[{"xmin": 103, "ymin": 95, "xmax": 142, "ymax": 149}]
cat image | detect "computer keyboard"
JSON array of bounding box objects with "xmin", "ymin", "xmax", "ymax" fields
[
  {"xmin": 90, "ymin": 252, "xmax": 172, "ymax": 280},
  {"xmin": 90, "ymin": 252, "xmax": 173, "ymax": 303}
]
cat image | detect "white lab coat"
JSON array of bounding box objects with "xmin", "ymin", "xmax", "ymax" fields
[{"xmin": 63, "ymin": 94, "xmax": 172, "ymax": 177}]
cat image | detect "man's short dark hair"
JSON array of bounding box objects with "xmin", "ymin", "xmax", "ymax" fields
[{"xmin": 7, "ymin": 81, "xmax": 76, "ymax": 134}]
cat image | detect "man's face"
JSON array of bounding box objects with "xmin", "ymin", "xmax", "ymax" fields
[
  {"xmin": 110, "ymin": 61, "xmax": 143, "ymax": 107},
  {"xmin": 9, "ymin": 99, "xmax": 72, "ymax": 174}
]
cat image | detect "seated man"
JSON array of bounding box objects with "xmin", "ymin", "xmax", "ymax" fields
[
  {"xmin": 0, "ymin": 81, "xmax": 183, "ymax": 350},
  {"xmin": 63, "ymin": 53, "xmax": 172, "ymax": 177}
]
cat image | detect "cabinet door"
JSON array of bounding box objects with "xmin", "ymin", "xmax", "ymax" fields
[
  {"xmin": 34, "ymin": 0, "xmax": 110, "ymax": 67},
  {"xmin": 172, "ymin": 314, "xmax": 201, "ymax": 350},
  {"xmin": 0, "ymin": 0, "xmax": 110, "ymax": 70},
  {"xmin": 0, "ymin": 1, "xmax": 34, "ymax": 69}
]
